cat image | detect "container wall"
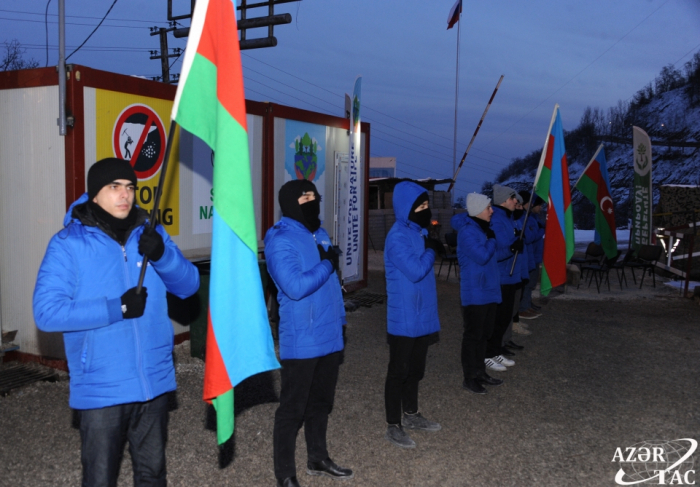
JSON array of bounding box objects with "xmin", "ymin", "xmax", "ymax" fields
[{"xmin": 0, "ymin": 86, "xmax": 67, "ymax": 358}]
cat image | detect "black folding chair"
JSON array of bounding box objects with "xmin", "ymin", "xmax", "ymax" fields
[
  {"xmin": 624, "ymin": 244, "xmax": 663, "ymax": 288},
  {"xmin": 611, "ymin": 251, "xmax": 634, "ymax": 289},
  {"xmin": 580, "ymin": 251, "xmax": 621, "ymax": 293},
  {"xmin": 572, "ymin": 242, "xmax": 604, "ymax": 285},
  {"xmin": 438, "ymin": 232, "xmax": 459, "ymax": 281}
]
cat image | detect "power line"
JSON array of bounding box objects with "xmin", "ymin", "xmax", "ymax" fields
[
  {"xmin": 66, "ymin": 0, "xmax": 120, "ymax": 61},
  {"xmin": 0, "ymin": 7, "xmax": 169, "ymax": 24},
  {"xmin": 242, "ymin": 59, "xmax": 510, "ymax": 172},
  {"xmin": 0, "ymin": 15, "xmax": 148, "ymax": 30},
  {"xmin": 241, "ymin": 53, "xmax": 511, "ymax": 164}
]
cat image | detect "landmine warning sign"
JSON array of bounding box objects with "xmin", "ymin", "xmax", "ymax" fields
[{"xmin": 96, "ymin": 91, "xmax": 180, "ymax": 235}]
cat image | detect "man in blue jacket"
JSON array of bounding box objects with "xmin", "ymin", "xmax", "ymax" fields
[
  {"xmin": 518, "ymin": 192, "xmax": 545, "ymax": 316},
  {"xmin": 265, "ymin": 179, "xmax": 352, "ymax": 487},
  {"xmin": 33, "ymin": 158, "xmax": 200, "ymax": 487},
  {"xmin": 486, "ymin": 184, "xmax": 523, "ymax": 372},
  {"xmin": 451, "ymin": 193, "xmax": 504, "ymax": 394},
  {"xmin": 384, "ymin": 181, "xmax": 442, "ymax": 449}
]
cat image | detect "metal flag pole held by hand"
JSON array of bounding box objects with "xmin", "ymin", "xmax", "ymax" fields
[
  {"xmin": 509, "ymin": 184, "xmax": 538, "ymax": 276},
  {"xmin": 136, "ymin": 120, "xmax": 179, "ymax": 294}
]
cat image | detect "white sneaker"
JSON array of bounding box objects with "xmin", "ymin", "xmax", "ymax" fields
[
  {"xmin": 484, "ymin": 358, "xmax": 507, "ymax": 372},
  {"xmin": 493, "ymin": 355, "xmax": 515, "ymax": 367}
]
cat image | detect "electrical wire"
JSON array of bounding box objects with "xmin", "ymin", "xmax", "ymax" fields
[
  {"xmin": 44, "ymin": 0, "xmax": 51, "ymax": 67},
  {"xmin": 66, "ymin": 0, "xmax": 120, "ymax": 61},
  {"xmin": 0, "ymin": 7, "xmax": 168, "ymax": 24}
]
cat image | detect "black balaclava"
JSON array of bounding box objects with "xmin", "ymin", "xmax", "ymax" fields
[
  {"xmin": 408, "ymin": 192, "xmax": 431, "ymax": 229},
  {"xmin": 278, "ymin": 179, "xmax": 321, "ymax": 232}
]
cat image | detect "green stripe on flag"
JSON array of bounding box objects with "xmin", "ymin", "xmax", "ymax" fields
[
  {"xmin": 212, "ymin": 388, "xmax": 234, "ymax": 445},
  {"xmin": 534, "ymin": 166, "xmax": 551, "ymax": 202},
  {"xmin": 175, "ymin": 54, "xmax": 257, "ymax": 252}
]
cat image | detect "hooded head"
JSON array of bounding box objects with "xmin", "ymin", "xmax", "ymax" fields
[
  {"xmin": 393, "ymin": 181, "xmax": 431, "ymax": 228},
  {"xmin": 278, "ymin": 179, "xmax": 322, "ymax": 232}
]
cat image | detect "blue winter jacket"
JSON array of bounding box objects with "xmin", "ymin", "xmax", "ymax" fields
[
  {"xmin": 33, "ymin": 194, "xmax": 200, "ymax": 410},
  {"xmin": 264, "ymin": 217, "xmax": 345, "ymax": 360},
  {"xmin": 490, "ymin": 206, "xmax": 522, "ymax": 285},
  {"xmin": 384, "ymin": 182, "xmax": 440, "ymax": 338},
  {"xmin": 513, "ymin": 213, "xmax": 530, "ymax": 280},
  {"xmin": 520, "ymin": 213, "xmax": 545, "ymax": 271},
  {"xmin": 451, "ymin": 213, "xmax": 502, "ymax": 306}
]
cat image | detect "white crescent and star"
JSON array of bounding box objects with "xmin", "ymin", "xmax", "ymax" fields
[{"xmin": 600, "ymin": 196, "xmax": 613, "ymax": 215}]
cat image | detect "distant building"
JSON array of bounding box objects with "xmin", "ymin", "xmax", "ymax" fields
[{"xmin": 369, "ymin": 156, "xmax": 396, "ymax": 179}]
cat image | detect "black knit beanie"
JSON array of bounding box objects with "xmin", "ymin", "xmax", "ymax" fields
[{"xmin": 87, "ymin": 158, "xmax": 138, "ymax": 200}]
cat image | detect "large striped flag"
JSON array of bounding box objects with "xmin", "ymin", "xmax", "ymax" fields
[
  {"xmin": 171, "ymin": 0, "xmax": 280, "ymax": 445},
  {"xmin": 575, "ymin": 144, "xmax": 617, "ymax": 259},
  {"xmin": 533, "ymin": 105, "xmax": 575, "ymax": 296}
]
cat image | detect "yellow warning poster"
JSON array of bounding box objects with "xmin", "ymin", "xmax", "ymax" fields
[{"xmin": 95, "ymin": 89, "xmax": 180, "ymax": 235}]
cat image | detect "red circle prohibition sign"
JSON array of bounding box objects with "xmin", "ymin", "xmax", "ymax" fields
[{"xmin": 112, "ymin": 104, "xmax": 166, "ymax": 180}]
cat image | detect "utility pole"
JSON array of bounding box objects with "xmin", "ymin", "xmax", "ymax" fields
[{"xmin": 149, "ymin": 23, "xmax": 182, "ymax": 83}]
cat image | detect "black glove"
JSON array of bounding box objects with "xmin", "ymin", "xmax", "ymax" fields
[
  {"xmin": 485, "ymin": 228, "xmax": 496, "ymax": 240},
  {"xmin": 510, "ymin": 238, "xmax": 524, "ymax": 254},
  {"xmin": 138, "ymin": 226, "xmax": 165, "ymax": 262},
  {"xmin": 317, "ymin": 244, "xmax": 339, "ymax": 272},
  {"xmin": 424, "ymin": 237, "xmax": 445, "ymax": 255},
  {"xmin": 120, "ymin": 287, "xmax": 148, "ymax": 319}
]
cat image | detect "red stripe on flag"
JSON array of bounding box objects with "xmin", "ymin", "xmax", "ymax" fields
[
  {"xmin": 561, "ymin": 151, "xmax": 571, "ymax": 209},
  {"xmin": 544, "ymin": 134, "xmax": 554, "ymax": 170},
  {"xmin": 197, "ymin": 0, "xmax": 247, "ymax": 131},
  {"xmin": 542, "ymin": 204, "xmax": 567, "ymax": 288},
  {"xmin": 202, "ymin": 308, "xmax": 233, "ymax": 403}
]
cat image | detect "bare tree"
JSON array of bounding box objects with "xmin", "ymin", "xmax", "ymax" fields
[{"xmin": 1, "ymin": 39, "xmax": 39, "ymax": 71}]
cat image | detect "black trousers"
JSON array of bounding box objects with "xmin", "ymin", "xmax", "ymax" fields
[
  {"xmin": 78, "ymin": 393, "xmax": 169, "ymax": 487},
  {"xmin": 273, "ymin": 351, "xmax": 341, "ymax": 480},
  {"xmin": 384, "ymin": 334, "xmax": 431, "ymax": 425},
  {"xmin": 486, "ymin": 283, "xmax": 519, "ymax": 358},
  {"xmin": 461, "ymin": 303, "xmax": 497, "ymax": 379}
]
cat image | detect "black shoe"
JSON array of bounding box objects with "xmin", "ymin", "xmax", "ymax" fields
[
  {"xmin": 476, "ymin": 372, "xmax": 504, "ymax": 386},
  {"xmin": 531, "ymin": 303, "xmax": 542, "ymax": 311},
  {"xmin": 307, "ymin": 458, "xmax": 354, "ymax": 480},
  {"xmin": 462, "ymin": 378, "xmax": 487, "ymax": 394},
  {"xmin": 500, "ymin": 347, "xmax": 515, "ymax": 356},
  {"xmin": 277, "ymin": 476, "xmax": 301, "ymax": 487},
  {"xmin": 507, "ymin": 340, "xmax": 524, "ymax": 350}
]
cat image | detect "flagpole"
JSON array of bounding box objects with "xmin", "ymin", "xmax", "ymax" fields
[
  {"xmin": 509, "ymin": 105, "xmax": 560, "ymax": 276},
  {"xmin": 451, "ymin": 12, "xmax": 461, "ymax": 205},
  {"xmin": 136, "ymin": 120, "xmax": 179, "ymax": 293}
]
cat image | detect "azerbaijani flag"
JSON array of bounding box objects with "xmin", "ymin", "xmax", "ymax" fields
[
  {"xmin": 533, "ymin": 105, "xmax": 575, "ymax": 296},
  {"xmin": 447, "ymin": 0, "xmax": 462, "ymax": 29},
  {"xmin": 171, "ymin": 0, "xmax": 280, "ymax": 445},
  {"xmin": 575, "ymin": 144, "xmax": 617, "ymax": 259}
]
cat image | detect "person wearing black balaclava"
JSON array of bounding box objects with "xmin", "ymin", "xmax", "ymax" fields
[
  {"xmin": 264, "ymin": 179, "xmax": 351, "ymax": 487},
  {"xmin": 33, "ymin": 158, "xmax": 200, "ymax": 487},
  {"xmin": 383, "ymin": 181, "xmax": 442, "ymax": 450}
]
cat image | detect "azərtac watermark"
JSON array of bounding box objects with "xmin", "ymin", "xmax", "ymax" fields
[{"xmin": 613, "ymin": 439, "xmax": 697, "ymax": 485}]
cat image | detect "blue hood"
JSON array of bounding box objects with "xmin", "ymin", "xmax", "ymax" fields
[
  {"xmin": 64, "ymin": 193, "xmax": 89, "ymax": 227},
  {"xmin": 393, "ymin": 181, "xmax": 428, "ymax": 224}
]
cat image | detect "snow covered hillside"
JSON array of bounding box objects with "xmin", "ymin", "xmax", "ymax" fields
[{"xmin": 489, "ymin": 57, "xmax": 700, "ymax": 230}]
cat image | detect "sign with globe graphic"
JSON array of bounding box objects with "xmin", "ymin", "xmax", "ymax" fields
[
  {"xmin": 284, "ymin": 120, "xmax": 325, "ymax": 183},
  {"xmin": 614, "ymin": 439, "xmax": 697, "ymax": 485}
]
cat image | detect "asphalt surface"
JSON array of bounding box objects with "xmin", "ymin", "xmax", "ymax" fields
[{"xmin": 1, "ymin": 255, "xmax": 698, "ymax": 486}]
